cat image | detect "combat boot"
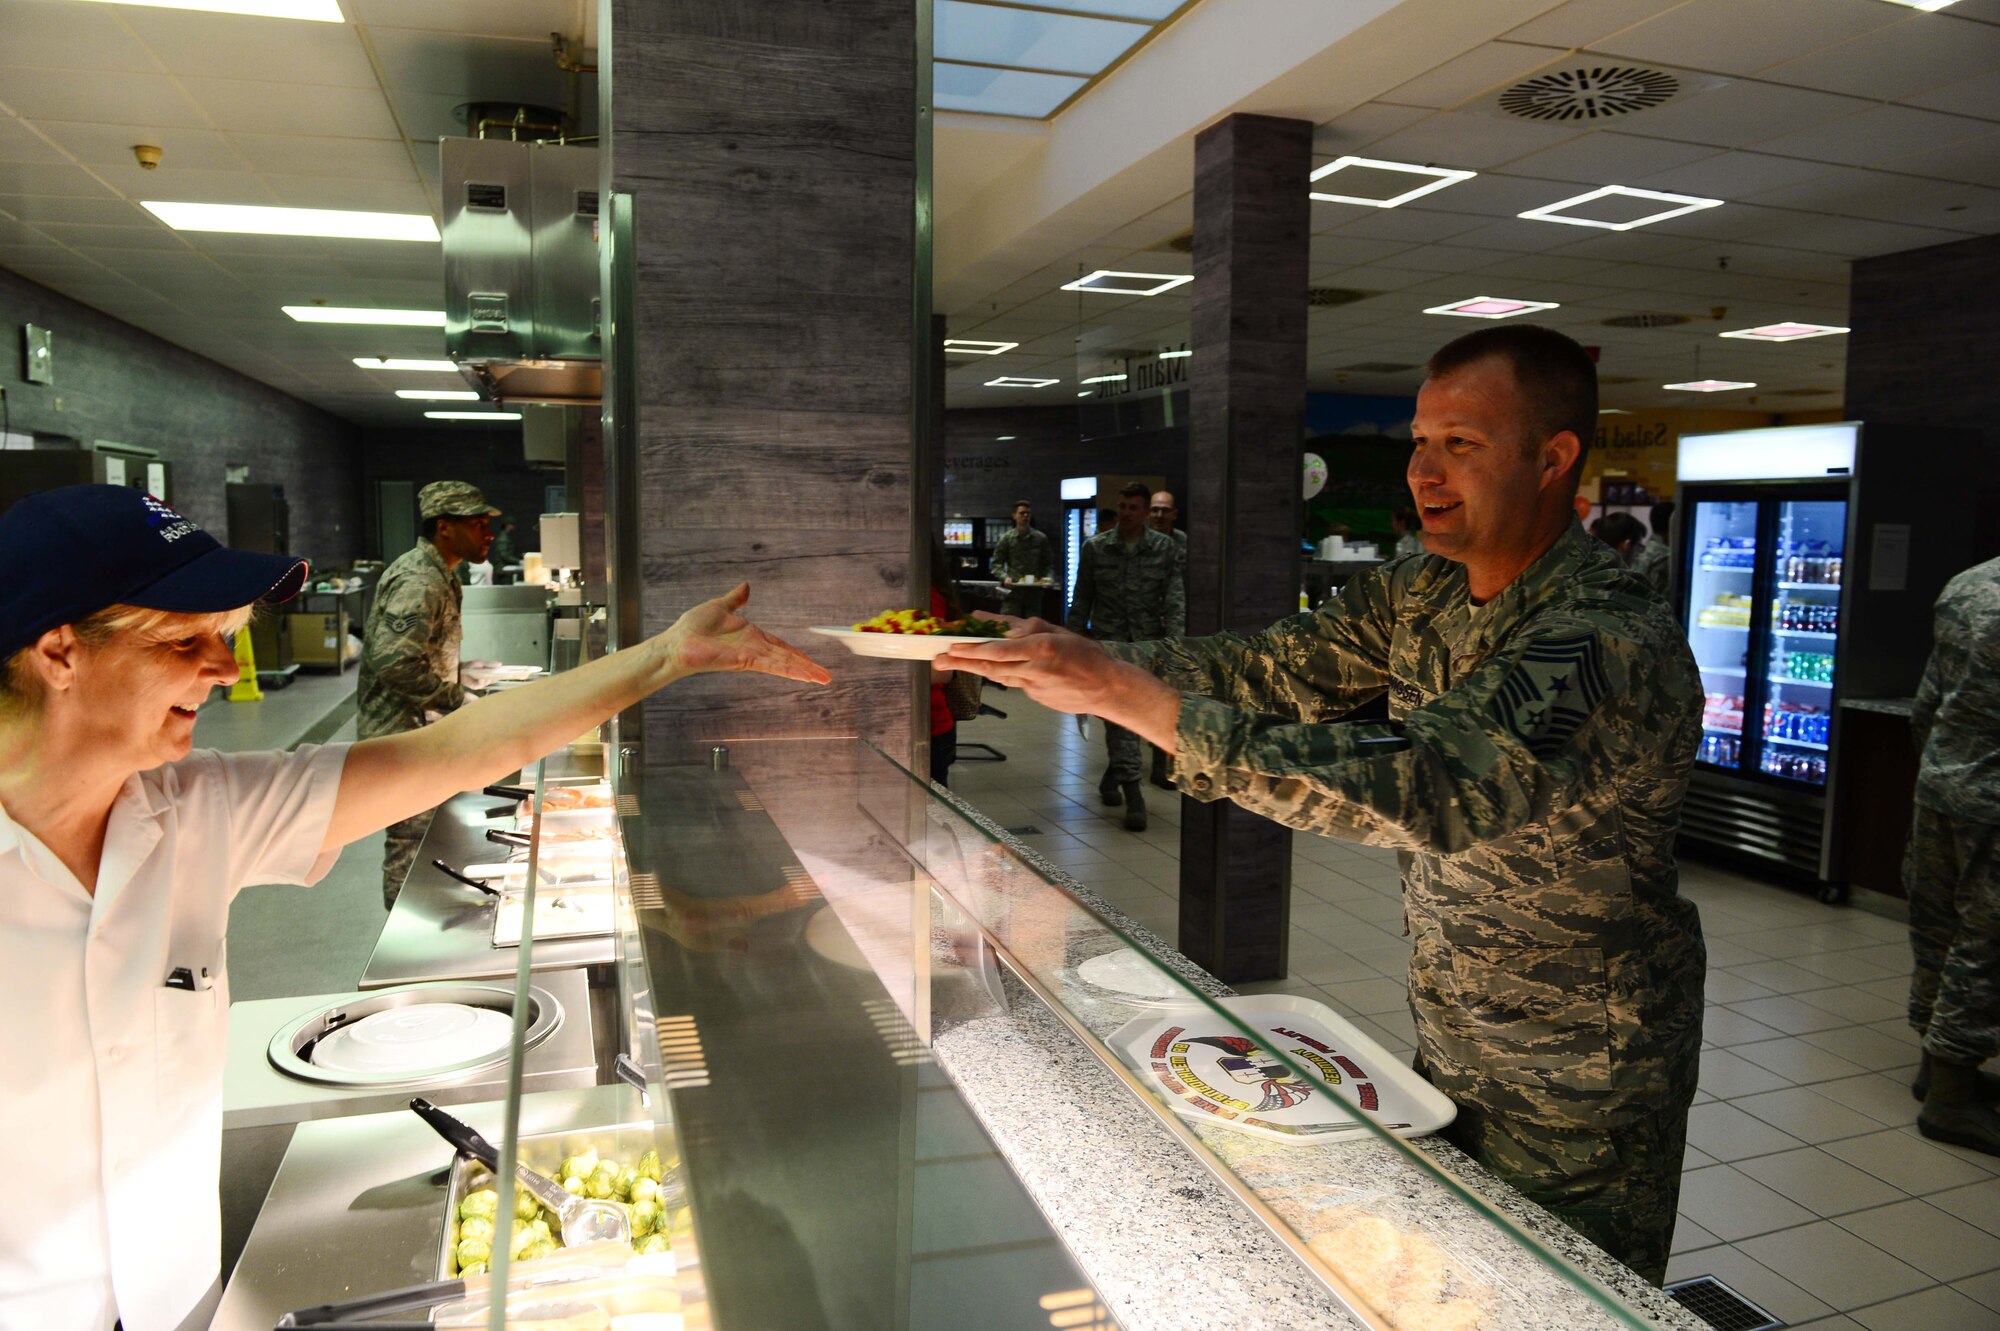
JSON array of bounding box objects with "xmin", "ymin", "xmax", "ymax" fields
[
  {"xmin": 1098, "ymin": 769, "xmax": 1122, "ymax": 806},
  {"xmin": 1918, "ymin": 1058, "xmax": 2000, "ymax": 1158},
  {"xmin": 1122, "ymin": 781, "xmax": 1147, "ymax": 832},
  {"xmin": 1911, "ymin": 1051, "xmax": 2000, "ymax": 1102}
]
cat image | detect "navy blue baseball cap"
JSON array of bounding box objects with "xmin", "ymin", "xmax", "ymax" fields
[{"xmin": 0, "ymin": 485, "xmax": 308, "ymax": 661}]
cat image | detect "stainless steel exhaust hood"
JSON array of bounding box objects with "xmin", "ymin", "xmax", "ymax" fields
[{"xmin": 442, "ymin": 137, "xmax": 602, "ymax": 405}]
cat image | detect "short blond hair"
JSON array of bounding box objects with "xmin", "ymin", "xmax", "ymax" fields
[{"xmin": 0, "ymin": 603, "xmax": 256, "ymax": 714}]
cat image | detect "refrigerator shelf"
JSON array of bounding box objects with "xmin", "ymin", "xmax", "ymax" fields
[
  {"xmin": 1773, "ymin": 629, "xmax": 1837, "ymax": 640},
  {"xmin": 1768, "ymin": 677, "xmax": 1833, "ymax": 688},
  {"xmin": 1703, "ymin": 725, "xmax": 1744, "ymax": 735},
  {"xmin": 1700, "ymin": 665, "xmax": 1747, "ymax": 674},
  {"xmin": 1700, "ymin": 624, "xmax": 1751, "ymax": 633},
  {"xmin": 1764, "ymin": 735, "xmax": 1828, "ymax": 751},
  {"xmin": 1778, "ymin": 582, "xmax": 1842, "ymax": 592}
]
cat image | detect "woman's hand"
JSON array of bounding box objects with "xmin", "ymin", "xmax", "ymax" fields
[{"xmin": 661, "ymin": 583, "xmax": 831, "ymax": 684}]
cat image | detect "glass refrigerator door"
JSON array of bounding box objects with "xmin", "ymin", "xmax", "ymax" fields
[
  {"xmin": 1759, "ymin": 498, "xmax": 1846, "ymax": 787},
  {"xmin": 1685, "ymin": 499, "xmax": 1758, "ymax": 770}
]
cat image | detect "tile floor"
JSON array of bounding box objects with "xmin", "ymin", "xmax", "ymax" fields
[{"xmin": 948, "ymin": 691, "xmax": 2000, "ymax": 1331}]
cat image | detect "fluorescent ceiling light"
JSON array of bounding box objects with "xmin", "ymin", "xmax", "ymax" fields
[
  {"xmin": 396, "ymin": 389, "xmax": 480, "ymax": 401},
  {"xmin": 987, "ymin": 376, "xmax": 1060, "ymax": 388},
  {"xmin": 1158, "ymin": 349, "xmax": 1191, "ymax": 359},
  {"xmin": 1876, "ymin": 0, "xmax": 1957, "ymax": 9},
  {"xmin": 996, "ymin": 435, "xmax": 1017, "ymax": 441},
  {"xmin": 1518, "ymin": 185, "xmax": 1724, "ymax": 232},
  {"xmin": 1308, "ymin": 156, "xmax": 1476, "ymax": 207},
  {"xmin": 1060, "ymin": 270, "xmax": 1193, "ymax": 297},
  {"xmin": 71, "ymin": 0, "xmax": 342, "ymax": 18},
  {"xmin": 354, "ymin": 357, "xmax": 459, "ymax": 372},
  {"xmin": 1080, "ymin": 373, "xmax": 1128, "ymax": 384},
  {"xmin": 143, "ymin": 201, "xmax": 438, "ymax": 242},
  {"xmin": 1423, "ymin": 296, "xmax": 1561, "ymax": 319},
  {"xmin": 285, "ymin": 306, "xmax": 446, "ymax": 327},
  {"xmin": 943, "ymin": 338, "xmax": 1019, "ymax": 356},
  {"xmin": 1718, "ymin": 322, "xmax": 1850, "ymax": 342},
  {"xmin": 1077, "ymin": 390, "xmax": 1091, "ymax": 397},
  {"xmin": 1664, "ymin": 379, "xmax": 1757, "ymax": 393},
  {"xmin": 425, "ymin": 411, "xmax": 523, "ymax": 421}
]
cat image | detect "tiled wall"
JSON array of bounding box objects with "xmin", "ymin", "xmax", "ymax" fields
[{"xmin": 0, "ymin": 266, "xmax": 362, "ymax": 563}]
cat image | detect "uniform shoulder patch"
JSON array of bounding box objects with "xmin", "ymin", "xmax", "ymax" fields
[
  {"xmin": 385, "ymin": 612, "xmax": 421, "ymax": 635},
  {"xmin": 1489, "ymin": 632, "xmax": 1610, "ymax": 759}
]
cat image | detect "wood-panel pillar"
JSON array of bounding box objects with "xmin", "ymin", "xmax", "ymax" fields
[
  {"xmin": 1178, "ymin": 114, "xmax": 1311, "ymax": 983},
  {"xmin": 607, "ymin": 0, "xmax": 923, "ymax": 767}
]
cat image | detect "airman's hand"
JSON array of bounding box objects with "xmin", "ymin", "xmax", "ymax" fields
[{"xmin": 661, "ymin": 583, "xmax": 832, "ymax": 685}]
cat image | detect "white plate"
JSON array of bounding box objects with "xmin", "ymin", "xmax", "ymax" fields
[
  {"xmin": 809, "ymin": 626, "xmax": 998, "ymax": 660},
  {"xmin": 311, "ymin": 1002, "xmax": 514, "ymax": 1074},
  {"xmin": 1073, "ymin": 947, "xmax": 1191, "ymax": 1007},
  {"xmin": 1110, "ymin": 994, "xmax": 1456, "ymax": 1144}
]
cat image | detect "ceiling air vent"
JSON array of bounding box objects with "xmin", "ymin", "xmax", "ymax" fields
[
  {"xmin": 1340, "ymin": 361, "xmax": 1418, "ymax": 373},
  {"xmin": 1499, "ymin": 66, "xmax": 1679, "ymax": 122},
  {"xmin": 1602, "ymin": 312, "xmax": 1692, "ymax": 329},
  {"xmin": 1308, "ymin": 287, "xmax": 1376, "ymax": 308}
]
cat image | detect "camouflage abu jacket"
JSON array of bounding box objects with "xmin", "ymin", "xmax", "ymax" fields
[
  {"xmin": 1067, "ymin": 526, "xmax": 1186, "ymax": 642},
  {"xmin": 990, "ymin": 526, "xmax": 1055, "ymax": 584},
  {"xmin": 357, "ymin": 539, "xmax": 467, "ymax": 740},
  {"xmin": 1113, "ymin": 522, "xmax": 1706, "ymax": 1129},
  {"xmin": 1912, "ymin": 556, "xmax": 2000, "ymax": 825}
]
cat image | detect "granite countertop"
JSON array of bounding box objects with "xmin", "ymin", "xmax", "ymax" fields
[
  {"xmin": 1840, "ymin": 696, "xmax": 1916, "ymax": 716},
  {"xmin": 921, "ymin": 785, "xmax": 1705, "ymax": 1331}
]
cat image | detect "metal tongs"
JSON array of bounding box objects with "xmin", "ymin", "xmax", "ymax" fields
[
  {"xmin": 432, "ymin": 859, "xmax": 502, "ymax": 897},
  {"xmin": 408, "ymin": 1098, "xmax": 631, "ymax": 1248}
]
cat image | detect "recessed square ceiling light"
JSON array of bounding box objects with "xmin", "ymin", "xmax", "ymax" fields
[
  {"xmin": 987, "ymin": 376, "xmax": 1061, "ymax": 388},
  {"xmin": 73, "ymin": 0, "xmax": 342, "ymax": 18},
  {"xmin": 1518, "ymin": 185, "xmax": 1723, "ymax": 232},
  {"xmin": 1423, "ymin": 296, "xmax": 1561, "ymax": 319},
  {"xmin": 943, "ymin": 338, "xmax": 1019, "ymax": 355},
  {"xmin": 1877, "ymin": 0, "xmax": 1957, "ymax": 9},
  {"xmin": 425, "ymin": 411, "xmax": 523, "ymax": 421},
  {"xmin": 1060, "ymin": 270, "xmax": 1193, "ymax": 297},
  {"xmin": 1308, "ymin": 156, "xmax": 1477, "ymax": 207},
  {"xmin": 354, "ymin": 357, "xmax": 459, "ymax": 372},
  {"xmin": 1158, "ymin": 348, "xmax": 1191, "ymax": 359},
  {"xmin": 996, "ymin": 435, "xmax": 1017, "ymax": 441},
  {"xmin": 1718, "ymin": 322, "xmax": 1849, "ymax": 342},
  {"xmin": 1664, "ymin": 379, "xmax": 1757, "ymax": 392},
  {"xmin": 1080, "ymin": 373, "xmax": 1129, "ymax": 384},
  {"xmin": 285, "ymin": 306, "xmax": 446, "ymax": 327},
  {"xmin": 144, "ymin": 201, "xmax": 438, "ymax": 242},
  {"xmin": 396, "ymin": 389, "xmax": 481, "ymax": 401}
]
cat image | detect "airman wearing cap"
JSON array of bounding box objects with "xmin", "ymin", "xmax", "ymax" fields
[
  {"xmin": 0, "ymin": 483, "xmax": 827, "ymax": 1331},
  {"xmin": 356, "ymin": 480, "xmax": 502, "ymax": 906}
]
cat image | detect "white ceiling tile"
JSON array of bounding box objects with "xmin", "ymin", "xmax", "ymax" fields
[
  {"xmin": 0, "ymin": 1, "xmax": 162, "ymax": 73},
  {"xmin": 1902, "ymin": 67, "xmax": 2000, "ymax": 121},
  {"xmin": 1761, "ymin": 213, "xmax": 1970, "ymax": 258},
  {"xmin": 1590, "ymin": 0, "xmax": 1904, "ymax": 78},
  {"xmin": 1895, "ymin": 130, "xmax": 2000, "ymax": 187},
  {"xmin": 34, "ymin": 122, "xmax": 248, "ymax": 172},
  {"xmin": 1494, "ymin": 131, "xmax": 1719, "ymax": 187},
  {"xmin": 178, "ymin": 79, "xmax": 402, "ymax": 139},
  {"xmin": 1360, "ymin": 110, "xmax": 1585, "ymax": 170},
  {"xmin": 1749, "ymin": 104, "xmax": 1992, "ymax": 167},
  {"xmin": 118, "ymin": 9, "xmax": 380, "ymax": 88},
  {"xmin": 0, "ymin": 115, "xmax": 68, "ymax": 166},
  {"xmin": 366, "ymin": 28, "xmax": 571, "ymax": 101},
  {"xmin": 1437, "ymin": 215, "xmax": 1596, "ymax": 252},
  {"xmin": 1402, "ymin": 171, "xmax": 1596, "ymax": 217},
  {"xmin": 0, "ymin": 67, "xmax": 207, "ymax": 128},
  {"xmin": 1628, "ymin": 149, "xmax": 1843, "ymax": 198},
  {"xmin": 1378, "ymin": 41, "xmax": 1567, "ymax": 111},
  {"xmin": 1618, "ymin": 81, "xmax": 1868, "ymax": 149},
  {"xmin": 1758, "ymin": 12, "xmax": 2000, "ymax": 102},
  {"xmin": 0, "ymin": 193, "xmax": 147, "ymax": 226},
  {"xmin": 1741, "ymin": 166, "xmax": 1972, "ymax": 224},
  {"xmin": 36, "ymin": 221, "xmax": 193, "ymax": 252},
  {"xmin": 90, "ymin": 164, "xmax": 275, "ymax": 205},
  {"xmin": 0, "ymin": 162, "xmax": 115, "ymax": 198},
  {"xmin": 1311, "ymin": 102, "xmax": 1433, "ymax": 153},
  {"xmin": 262, "ymin": 174, "xmax": 433, "ymax": 213},
  {"xmin": 1325, "ymin": 207, "xmax": 1491, "ymax": 244},
  {"xmin": 350, "ymin": 0, "xmax": 581, "ymax": 42},
  {"xmin": 1502, "ymin": 0, "xmax": 1703, "ymax": 50}
]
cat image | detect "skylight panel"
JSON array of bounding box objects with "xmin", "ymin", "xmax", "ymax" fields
[
  {"xmin": 935, "ymin": 63, "xmax": 1086, "ymax": 118},
  {"xmin": 936, "ymin": 0, "xmax": 1148, "ymax": 77}
]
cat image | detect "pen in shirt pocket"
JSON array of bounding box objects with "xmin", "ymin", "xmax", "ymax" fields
[{"xmin": 164, "ymin": 965, "xmax": 213, "ymax": 992}]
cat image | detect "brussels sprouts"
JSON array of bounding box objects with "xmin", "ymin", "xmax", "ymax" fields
[
  {"xmin": 459, "ymin": 1260, "xmax": 488, "ymax": 1278},
  {"xmin": 455, "ymin": 1237, "xmax": 492, "ymax": 1269},
  {"xmin": 458, "ymin": 1188, "xmax": 501, "ymax": 1221},
  {"xmin": 458, "ymin": 1216, "xmax": 496, "ymax": 1244},
  {"xmin": 558, "ymin": 1150, "xmax": 599, "ymax": 1182},
  {"xmin": 629, "ymin": 1176, "xmax": 661, "ymax": 1205},
  {"xmin": 509, "ymin": 1222, "xmax": 537, "ymax": 1258},
  {"xmin": 614, "ymin": 1166, "xmax": 639, "ymax": 1200},
  {"xmin": 513, "ymin": 1188, "xmax": 541, "ymax": 1223},
  {"xmin": 630, "ymin": 1198, "xmax": 664, "ymax": 1237},
  {"xmin": 585, "ymin": 1168, "xmax": 617, "ymax": 1200},
  {"xmin": 636, "ymin": 1150, "xmax": 662, "ymax": 1182},
  {"xmin": 563, "ymin": 1175, "xmax": 586, "ymax": 1196},
  {"xmin": 636, "ymin": 1232, "xmax": 672, "ymax": 1256},
  {"xmin": 668, "ymin": 1207, "xmax": 694, "ymax": 1237},
  {"xmin": 520, "ymin": 1239, "xmax": 557, "ymax": 1261}
]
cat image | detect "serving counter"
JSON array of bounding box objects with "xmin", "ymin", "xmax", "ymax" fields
[{"xmin": 224, "ymin": 732, "xmax": 1706, "ymax": 1331}]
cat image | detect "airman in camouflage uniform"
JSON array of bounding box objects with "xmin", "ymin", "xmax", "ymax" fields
[
  {"xmin": 1905, "ymin": 556, "xmax": 2000, "ymax": 1156},
  {"xmin": 950, "ymin": 327, "xmax": 1705, "ymax": 1284},
  {"xmin": 990, "ymin": 501, "xmax": 1056, "ymax": 618},
  {"xmin": 357, "ymin": 480, "xmax": 499, "ymax": 907},
  {"xmin": 1068, "ymin": 483, "xmax": 1186, "ymax": 829}
]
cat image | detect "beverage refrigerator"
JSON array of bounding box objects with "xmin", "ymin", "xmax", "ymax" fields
[{"xmin": 1674, "ymin": 421, "xmax": 1976, "ymax": 897}]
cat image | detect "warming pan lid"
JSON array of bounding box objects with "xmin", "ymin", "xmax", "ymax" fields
[{"xmin": 266, "ymin": 982, "xmax": 563, "ymax": 1089}]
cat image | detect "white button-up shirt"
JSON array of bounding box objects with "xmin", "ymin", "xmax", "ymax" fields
[{"xmin": 0, "ymin": 743, "xmax": 348, "ymax": 1331}]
